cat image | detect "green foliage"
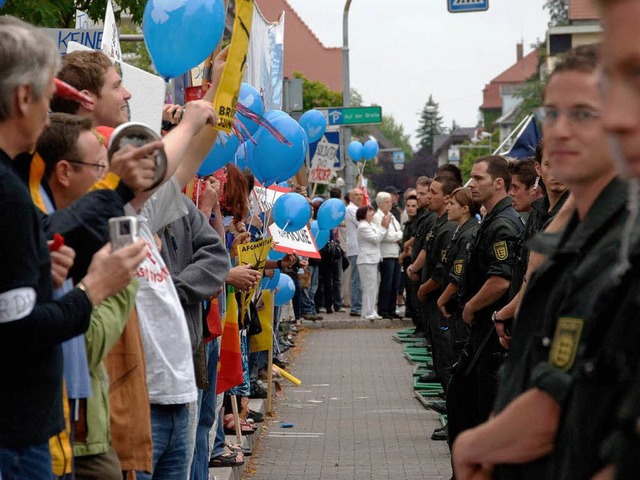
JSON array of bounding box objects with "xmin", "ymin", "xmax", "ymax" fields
[
  {"xmin": 513, "ymin": 46, "xmax": 546, "ymax": 126},
  {"xmin": 544, "ymin": 0, "xmax": 569, "ymax": 27},
  {"xmin": 119, "ymin": 24, "xmax": 155, "ymax": 74},
  {"xmin": 416, "ymin": 94, "xmax": 444, "ymax": 155},
  {"xmin": 459, "ymin": 130, "xmax": 499, "ymax": 183},
  {"xmin": 1, "ymin": 0, "xmax": 147, "ymax": 27},
  {"xmin": 293, "ymin": 72, "xmax": 343, "ymax": 111},
  {"xmin": 379, "ymin": 114, "xmax": 413, "ymax": 159}
]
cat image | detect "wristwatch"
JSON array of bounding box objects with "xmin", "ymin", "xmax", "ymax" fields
[{"xmin": 491, "ymin": 311, "xmax": 505, "ymax": 324}]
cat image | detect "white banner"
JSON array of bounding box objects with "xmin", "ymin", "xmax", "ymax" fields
[
  {"xmin": 43, "ymin": 28, "xmax": 103, "ymax": 55},
  {"xmin": 101, "ymin": 0, "xmax": 123, "ymax": 67},
  {"xmin": 268, "ymin": 224, "xmax": 320, "ymax": 259},
  {"xmin": 309, "ymin": 135, "xmax": 338, "ymax": 184},
  {"xmin": 243, "ymin": 4, "xmax": 285, "ymax": 111}
]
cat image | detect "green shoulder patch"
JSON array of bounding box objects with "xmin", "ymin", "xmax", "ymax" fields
[
  {"xmin": 549, "ymin": 317, "xmax": 584, "ymax": 372},
  {"xmin": 493, "ymin": 240, "xmax": 508, "ymax": 261}
]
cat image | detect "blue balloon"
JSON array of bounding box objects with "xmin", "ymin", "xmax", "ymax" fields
[
  {"xmin": 278, "ymin": 181, "xmax": 290, "ymax": 188},
  {"xmin": 272, "ymin": 193, "xmax": 311, "ymax": 232},
  {"xmin": 299, "ymin": 109, "xmax": 327, "ymax": 143},
  {"xmin": 274, "ymin": 273, "xmax": 295, "ymax": 306},
  {"xmin": 143, "ymin": 0, "xmax": 225, "ymax": 79},
  {"xmin": 362, "ymin": 139, "xmax": 379, "ymax": 160},
  {"xmin": 252, "ymin": 115, "xmax": 308, "ymax": 184},
  {"xmin": 264, "ymin": 110, "xmax": 288, "ymax": 122},
  {"xmin": 310, "ymin": 220, "xmax": 330, "ymax": 250},
  {"xmin": 347, "ymin": 141, "xmax": 363, "ymax": 162},
  {"xmin": 317, "ymin": 198, "xmax": 346, "ymax": 230},
  {"xmin": 234, "ymin": 140, "xmax": 254, "ymax": 171},
  {"xmin": 236, "ymin": 83, "xmax": 264, "ymax": 136},
  {"xmin": 198, "ymin": 132, "xmax": 240, "ymax": 176},
  {"xmin": 267, "ymin": 250, "xmax": 286, "ymax": 261}
]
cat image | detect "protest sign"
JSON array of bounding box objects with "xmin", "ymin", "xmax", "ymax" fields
[
  {"xmin": 237, "ymin": 237, "xmax": 272, "ymax": 321},
  {"xmin": 268, "ymin": 224, "xmax": 320, "ymax": 259},
  {"xmin": 251, "ymin": 181, "xmax": 290, "ymax": 213},
  {"xmin": 309, "ymin": 135, "xmax": 338, "ymax": 184}
]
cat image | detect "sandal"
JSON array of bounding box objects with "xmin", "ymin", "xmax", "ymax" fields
[
  {"xmin": 209, "ymin": 451, "xmax": 244, "ymax": 468},
  {"xmin": 226, "ymin": 442, "xmax": 252, "ymax": 457},
  {"xmin": 223, "ymin": 414, "xmax": 255, "ymax": 436}
]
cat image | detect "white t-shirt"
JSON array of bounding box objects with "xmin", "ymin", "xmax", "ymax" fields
[
  {"xmin": 346, "ymin": 202, "xmax": 359, "ymax": 257},
  {"xmin": 125, "ymin": 177, "xmax": 197, "ymax": 405}
]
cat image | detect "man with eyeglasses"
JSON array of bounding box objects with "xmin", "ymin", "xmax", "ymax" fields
[{"xmin": 452, "ymin": 44, "xmax": 630, "ymax": 480}]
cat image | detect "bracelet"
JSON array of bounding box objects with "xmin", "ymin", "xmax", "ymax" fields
[
  {"xmin": 277, "ymin": 259, "xmax": 282, "ymax": 269},
  {"xmin": 76, "ymin": 281, "xmax": 93, "ymax": 306}
]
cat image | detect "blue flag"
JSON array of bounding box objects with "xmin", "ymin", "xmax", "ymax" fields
[{"xmin": 505, "ymin": 116, "xmax": 541, "ymax": 159}]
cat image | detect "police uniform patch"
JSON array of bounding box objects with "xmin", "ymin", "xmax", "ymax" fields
[
  {"xmin": 549, "ymin": 317, "xmax": 583, "ymax": 372},
  {"xmin": 453, "ymin": 260, "xmax": 464, "ymax": 276},
  {"xmin": 493, "ymin": 241, "xmax": 508, "ymax": 261}
]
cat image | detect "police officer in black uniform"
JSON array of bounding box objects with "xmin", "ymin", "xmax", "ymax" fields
[
  {"xmin": 452, "ymin": 44, "xmax": 632, "ymax": 480},
  {"xmin": 446, "ymin": 155, "xmax": 524, "ymax": 451}
]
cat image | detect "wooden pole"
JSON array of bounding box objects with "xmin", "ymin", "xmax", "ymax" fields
[
  {"xmin": 266, "ymin": 298, "xmax": 275, "ymax": 415},
  {"xmin": 230, "ymin": 393, "xmax": 242, "ymax": 444}
]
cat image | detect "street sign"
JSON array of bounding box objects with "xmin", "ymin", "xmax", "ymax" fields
[
  {"xmin": 318, "ymin": 106, "xmax": 382, "ymax": 126},
  {"xmin": 447, "ymin": 0, "xmax": 489, "ymax": 13},
  {"xmin": 393, "ymin": 151, "xmax": 405, "ymax": 164}
]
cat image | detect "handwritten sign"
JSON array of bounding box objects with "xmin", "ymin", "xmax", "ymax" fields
[
  {"xmin": 309, "ymin": 135, "xmax": 338, "ymax": 184},
  {"xmin": 251, "ymin": 182, "xmax": 290, "ymax": 213},
  {"xmin": 43, "ymin": 28, "xmax": 103, "ymax": 55},
  {"xmin": 268, "ymin": 224, "xmax": 320, "ymax": 259}
]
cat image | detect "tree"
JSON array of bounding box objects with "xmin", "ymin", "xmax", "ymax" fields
[
  {"xmin": 293, "ymin": 72, "xmax": 343, "ymax": 111},
  {"xmin": 416, "ymin": 94, "xmax": 444, "ymax": 155},
  {"xmin": 1, "ymin": 0, "xmax": 147, "ymax": 27},
  {"xmin": 378, "ymin": 114, "xmax": 413, "ymax": 159},
  {"xmin": 544, "ymin": 0, "xmax": 569, "ymax": 27},
  {"xmin": 448, "ymin": 119, "xmax": 461, "ymax": 134},
  {"xmin": 458, "ymin": 129, "xmax": 499, "ymax": 182}
]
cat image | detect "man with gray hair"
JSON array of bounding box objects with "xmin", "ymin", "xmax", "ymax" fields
[
  {"xmin": 0, "ymin": 17, "xmax": 148, "ymax": 479},
  {"xmin": 345, "ymin": 187, "xmax": 364, "ymax": 316}
]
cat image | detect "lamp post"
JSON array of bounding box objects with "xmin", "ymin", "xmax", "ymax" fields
[{"xmin": 343, "ymin": 0, "xmax": 354, "ymax": 190}]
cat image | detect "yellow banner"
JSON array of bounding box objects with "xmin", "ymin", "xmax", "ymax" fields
[
  {"xmin": 250, "ymin": 290, "xmax": 274, "ymax": 353},
  {"xmin": 212, "ymin": 0, "xmax": 254, "ymax": 132},
  {"xmin": 237, "ymin": 236, "xmax": 272, "ymax": 322}
]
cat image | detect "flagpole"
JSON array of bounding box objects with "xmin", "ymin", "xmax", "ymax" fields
[
  {"xmin": 492, "ymin": 114, "xmax": 532, "ymax": 155},
  {"xmin": 266, "ymin": 301, "xmax": 275, "ymax": 416},
  {"xmin": 230, "ymin": 393, "xmax": 242, "ymax": 444}
]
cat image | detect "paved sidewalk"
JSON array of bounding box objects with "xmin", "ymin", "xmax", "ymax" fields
[{"xmin": 246, "ymin": 329, "xmax": 451, "ymax": 480}]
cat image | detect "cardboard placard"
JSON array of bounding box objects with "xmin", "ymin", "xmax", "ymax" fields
[
  {"xmin": 251, "ymin": 181, "xmax": 290, "ymax": 213},
  {"xmin": 268, "ymin": 224, "xmax": 320, "ymax": 259}
]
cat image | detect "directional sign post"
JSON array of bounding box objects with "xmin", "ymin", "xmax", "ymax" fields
[
  {"xmin": 317, "ymin": 106, "xmax": 382, "ymax": 127},
  {"xmin": 448, "ymin": 0, "xmax": 489, "ymax": 13}
]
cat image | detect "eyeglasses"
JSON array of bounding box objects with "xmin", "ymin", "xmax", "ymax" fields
[
  {"xmin": 67, "ymin": 160, "xmax": 107, "ymax": 174},
  {"xmin": 536, "ymin": 106, "xmax": 601, "ymax": 126}
]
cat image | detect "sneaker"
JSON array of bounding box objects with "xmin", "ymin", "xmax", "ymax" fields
[
  {"xmin": 349, "ymin": 311, "xmax": 361, "ymax": 317},
  {"xmin": 302, "ymin": 313, "xmax": 323, "ymax": 321},
  {"xmin": 335, "ymin": 307, "xmax": 345, "ymax": 313},
  {"xmin": 317, "ymin": 307, "xmax": 327, "ymax": 313}
]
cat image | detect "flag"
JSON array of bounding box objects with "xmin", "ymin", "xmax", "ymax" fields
[
  {"xmin": 250, "ymin": 290, "xmax": 274, "ymax": 353},
  {"xmin": 216, "ymin": 287, "xmax": 244, "ymax": 394},
  {"xmin": 503, "ymin": 115, "xmax": 541, "ymax": 160}
]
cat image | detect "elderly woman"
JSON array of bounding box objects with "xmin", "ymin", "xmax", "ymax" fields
[
  {"xmin": 373, "ymin": 191, "xmax": 403, "ymax": 318},
  {"xmin": 356, "ymin": 204, "xmax": 391, "ymax": 320}
]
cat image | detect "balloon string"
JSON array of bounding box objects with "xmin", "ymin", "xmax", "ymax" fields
[{"xmin": 235, "ymin": 104, "xmax": 291, "ymax": 146}]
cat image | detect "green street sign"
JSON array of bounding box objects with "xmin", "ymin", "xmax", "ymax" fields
[{"xmin": 319, "ymin": 106, "xmax": 383, "ymax": 126}]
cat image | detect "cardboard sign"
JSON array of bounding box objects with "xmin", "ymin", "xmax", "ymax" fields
[
  {"xmin": 43, "ymin": 28, "xmax": 103, "ymax": 55},
  {"xmin": 251, "ymin": 182, "xmax": 290, "ymax": 213},
  {"xmin": 237, "ymin": 237, "xmax": 272, "ymax": 321},
  {"xmin": 309, "ymin": 135, "xmax": 338, "ymax": 184},
  {"xmin": 268, "ymin": 224, "xmax": 320, "ymax": 259}
]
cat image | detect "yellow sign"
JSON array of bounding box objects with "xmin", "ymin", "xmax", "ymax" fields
[
  {"xmin": 493, "ymin": 240, "xmax": 508, "ymax": 261},
  {"xmin": 453, "ymin": 259, "xmax": 464, "ymax": 276},
  {"xmin": 250, "ymin": 290, "xmax": 274, "ymax": 353},
  {"xmin": 212, "ymin": 0, "xmax": 254, "ymax": 132},
  {"xmin": 237, "ymin": 236, "xmax": 272, "ymax": 321},
  {"xmin": 549, "ymin": 317, "xmax": 583, "ymax": 372}
]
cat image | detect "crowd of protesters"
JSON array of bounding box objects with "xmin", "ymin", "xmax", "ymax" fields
[{"xmin": 8, "ymin": 0, "xmax": 640, "ymax": 479}]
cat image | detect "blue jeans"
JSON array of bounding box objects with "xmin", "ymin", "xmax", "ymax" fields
[
  {"xmin": 0, "ymin": 442, "xmax": 52, "ymax": 480},
  {"xmin": 348, "ymin": 255, "xmax": 362, "ymax": 313},
  {"xmin": 301, "ymin": 264, "xmax": 319, "ymax": 314},
  {"xmin": 138, "ymin": 404, "xmax": 190, "ymax": 480},
  {"xmin": 190, "ymin": 339, "xmax": 219, "ymax": 480}
]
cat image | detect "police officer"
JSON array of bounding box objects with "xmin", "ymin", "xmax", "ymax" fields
[
  {"xmin": 452, "ymin": 44, "xmax": 631, "ymax": 480},
  {"xmin": 446, "ymin": 154, "xmax": 524, "ymax": 451}
]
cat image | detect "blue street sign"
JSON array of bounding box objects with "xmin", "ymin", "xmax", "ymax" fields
[
  {"xmin": 447, "ymin": 0, "xmax": 489, "ymax": 13},
  {"xmin": 309, "ymin": 131, "xmax": 342, "ymax": 170},
  {"xmin": 393, "ymin": 151, "xmax": 405, "ymax": 164}
]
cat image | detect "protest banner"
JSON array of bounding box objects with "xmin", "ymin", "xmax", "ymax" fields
[
  {"xmin": 236, "ymin": 236, "xmax": 272, "ymax": 322},
  {"xmin": 212, "ymin": 0, "xmax": 254, "ymax": 132},
  {"xmin": 268, "ymin": 224, "xmax": 320, "ymax": 259},
  {"xmin": 309, "ymin": 135, "xmax": 338, "ymax": 185}
]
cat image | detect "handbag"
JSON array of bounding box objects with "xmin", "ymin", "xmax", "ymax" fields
[{"xmin": 341, "ymin": 254, "xmax": 350, "ymax": 271}]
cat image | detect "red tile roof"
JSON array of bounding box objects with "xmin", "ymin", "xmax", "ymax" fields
[
  {"xmin": 255, "ymin": 0, "xmax": 343, "ymax": 93},
  {"xmin": 480, "ymin": 82, "xmax": 502, "ymax": 110},
  {"xmin": 569, "ymin": 0, "xmax": 600, "ymax": 21},
  {"xmin": 480, "ymin": 49, "xmax": 538, "ymax": 111}
]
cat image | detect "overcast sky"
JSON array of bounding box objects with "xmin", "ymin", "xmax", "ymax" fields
[{"xmin": 286, "ymin": 0, "xmax": 550, "ymax": 149}]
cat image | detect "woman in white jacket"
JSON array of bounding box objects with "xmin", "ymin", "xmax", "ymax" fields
[
  {"xmin": 356, "ymin": 204, "xmax": 391, "ymax": 320},
  {"xmin": 373, "ymin": 192, "xmax": 404, "ymax": 318}
]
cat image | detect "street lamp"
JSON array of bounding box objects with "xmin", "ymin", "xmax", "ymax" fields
[{"xmin": 343, "ymin": 0, "xmax": 354, "ymax": 190}]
